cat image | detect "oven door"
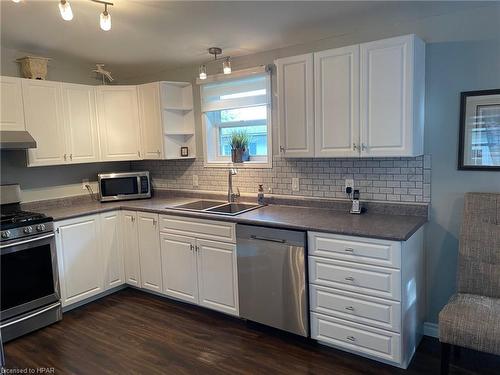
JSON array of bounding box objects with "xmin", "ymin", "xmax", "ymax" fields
[{"xmin": 0, "ymin": 232, "xmax": 60, "ymax": 321}]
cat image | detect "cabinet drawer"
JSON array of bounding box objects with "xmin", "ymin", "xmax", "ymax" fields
[
  {"xmin": 309, "ymin": 256, "xmax": 401, "ymax": 301},
  {"xmin": 310, "ymin": 285, "xmax": 400, "ymax": 332},
  {"xmin": 309, "ymin": 232, "xmax": 401, "ymax": 268},
  {"xmin": 311, "ymin": 312, "xmax": 401, "ymax": 364},
  {"xmin": 159, "ymin": 215, "xmax": 236, "ymax": 243}
]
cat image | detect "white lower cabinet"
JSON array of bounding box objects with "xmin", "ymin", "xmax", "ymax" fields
[
  {"xmin": 159, "ymin": 215, "xmax": 239, "ymax": 316},
  {"xmin": 308, "ymin": 229, "xmax": 424, "ymax": 369},
  {"xmin": 137, "ymin": 212, "xmax": 162, "ymax": 292},
  {"xmin": 160, "ymin": 233, "xmax": 198, "ymax": 303},
  {"xmin": 55, "ymin": 215, "xmax": 105, "ymax": 307},
  {"xmin": 100, "ymin": 211, "xmax": 125, "ymax": 289},
  {"xmin": 122, "ymin": 211, "xmax": 141, "ymax": 287}
]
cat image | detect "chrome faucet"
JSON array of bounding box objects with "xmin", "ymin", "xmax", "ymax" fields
[{"xmin": 228, "ymin": 168, "xmax": 240, "ymax": 202}]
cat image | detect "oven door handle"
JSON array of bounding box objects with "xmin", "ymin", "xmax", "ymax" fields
[
  {"xmin": 0, "ymin": 233, "xmax": 55, "ymax": 249},
  {"xmin": 0, "ymin": 302, "xmax": 61, "ymax": 329}
]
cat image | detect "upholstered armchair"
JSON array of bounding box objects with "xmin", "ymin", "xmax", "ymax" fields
[{"xmin": 439, "ymin": 192, "xmax": 500, "ymax": 374}]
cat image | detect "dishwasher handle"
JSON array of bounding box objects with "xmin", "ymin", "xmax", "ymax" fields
[{"xmin": 250, "ymin": 235, "xmax": 286, "ymax": 244}]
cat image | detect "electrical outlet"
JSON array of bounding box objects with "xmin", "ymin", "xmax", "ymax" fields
[
  {"xmin": 345, "ymin": 178, "xmax": 354, "ymax": 193},
  {"xmin": 82, "ymin": 179, "xmax": 89, "ymax": 190},
  {"xmin": 292, "ymin": 177, "xmax": 300, "ymax": 192},
  {"xmin": 192, "ymin": 175, "xmax": 199, "ymax": 187}
]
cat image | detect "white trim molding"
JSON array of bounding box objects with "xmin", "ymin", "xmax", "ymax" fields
[{"xmin": 423, "ymin": 322, "xmax": 439, "ymax": 338}]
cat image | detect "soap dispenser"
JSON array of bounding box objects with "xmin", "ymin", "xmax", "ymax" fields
[{"xmin": 257, "ymin": 184, "xmax": 265, "ymax": 205}]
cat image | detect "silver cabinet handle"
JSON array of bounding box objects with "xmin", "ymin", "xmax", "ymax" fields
[
  {"xmin": 190, "ymin": 244, "xmax": 194, "ymax": 251},
  {"xmin": 138, "ymin": 151, "xmax": 141, "ymax": 157},
  {"xmin": 152, "ymin": 219, "xmax": 156, "ymax": 226},
  {"xmin": 279, "ymin": 145, "xmax": 286, "ymax": 153},
  {"xmin": 352, "ymin": 143, "xmax": 357, "ymax": 151},
  {"xmin": 345, "ymin": 276, "xmax": 355, "ymax": 281},
  {"xmin": 361, "ymin": 143, "xmax": 367, "ymax": 151},
  {"xmin": 345, "ymin": 248, "xmax": 354, "ymax": 252},
  {"xmin": 131, "ymin": 216, "xmax": 135, "ymax": 222},
  {"xmin": 156, "ymin": 150, "xmax": 161, "ymax": 155},
  {"xmin": 63, "ymin": 154, "xmax": 67, "ymax": 161},
  {"xmin": 70, "ymin": 154, "xmax": 73, "ymax": 160},
  {"xmin": 346, "ymin": 336, "xmax": 356, "ymax": 342},
  {"xmin": 345, "ymin": 306, "xmax": 355, "ymax": 311},
  {"xmin": 196, "ymin": 245, "xmax": 199, "ymax": 252}
]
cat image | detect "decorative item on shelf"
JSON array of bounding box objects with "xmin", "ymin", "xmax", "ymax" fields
[
  {"xmin": 198, "ymin": 47, "xmax": 232, "ymax": 80},
  {"xmin": 230, "ymin": 130, "xmax": 250, "ymax": 163},
  {"xmin": 180, "ymin": 146, "xmax": 189, "ymax": 157},
  {"xmin": 92, "ymin": 64, "xmax": 114, "ymax": 85},
  {"xmin": 458, "ymin": 88, "xmax": 500, "ymax": 170},
  {"xmin": 16, "ymin": 56, "xmax": 51, "ymax": 80}
]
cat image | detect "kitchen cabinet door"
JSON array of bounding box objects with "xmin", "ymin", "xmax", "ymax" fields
[
  {"xmin": 137, "ymin": 212, "xmax": 162, "ymax": 292},
  {"xmin": 55, "ymin": 215, "xmax": 104, "ymax": 307},
  {"xmin": 314, "ymin": 46, "xmax": 360, "ymax": 157},
  {"xmin": 122, "ymin": 210, "xmax": 141, "ymax": 287},
  {"xmin": 0, "ymin": 76, "xmax": 25, "ymax": 131},
  {"xmin": 138, "ymin": 82, "xmax": 163, "ymax": 159},
  {"xmin": 22, "ymin": 80, "xmax": 67, "ymax": 166},
  {"xmin": 360, "ymin": 35, "xmax": 424, "ymax": 157},
  {"xmin": 160, "ymin": 233, "xmax": 198, "ymax": 304},
  {"xmin": 96, "ymin": 86, "xmax": 142, "ymax": 161},
  {"xmin": 100, "ymin": 211, "xmax": 124, "ymax": 290},
  {"xmin": 61, "ymin": 83, "xmax": 100, "ymax": 163},
  {"xmin": 276, "ymin": 54, "xmax": 315, "ymax": 157},
  {"xmin": 196, "ymin": 239, "xmax": 238, "ymax": 316}
]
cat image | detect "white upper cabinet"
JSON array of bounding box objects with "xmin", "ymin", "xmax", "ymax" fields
[
  {"xmin": 96, "ymin": 86, "xmax": 142, "ymax": 161},
  {"xmin": 360, "ymin": 35, "xmax": 425, "ymax": 157},
  {"xmin": 0, "ymin": 76, "xmax": 25, "ymax": 131},
  {"xmin": 314, "ymin": 46, "xmax": 360, "ymax": 157},
  {"xmin": 61, "ymin": 83, "xmax": 100, "ymax": 164},
  {"xmin": 138, "ymin": 82, "xmax": 164, "ymax": 159},
  {"xmin": 22, "ymin": 79, "xmax": 67, "ymax": 166},
  {"xmin": 276, "ymin": 54, "xmax": 315, "ymax": 157}
]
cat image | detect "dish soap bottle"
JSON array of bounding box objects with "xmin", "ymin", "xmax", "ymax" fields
[{"xmin": 257, "ymin": 184, "xmax": 265, "ymax": 205}]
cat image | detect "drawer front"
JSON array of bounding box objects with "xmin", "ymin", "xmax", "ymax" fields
[
  {"xmin": 159, "ymin": 215, "xmax": 236, "ymax": 243},
  {"xmin": 310, "ymin": 285, "xmax": 401, "ymax": 332},
  {"xmin": 309, "ymin": 232, "xmax": 401, "ymax": 268},
  {"xmin": 309, "ymin": 256, "xmax": 401, "ymax": 301},
  {"xmin": 311, "ymin": 312, "xmax": 401, "ymax": 364}
]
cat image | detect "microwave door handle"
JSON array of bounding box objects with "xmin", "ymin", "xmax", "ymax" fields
[{"xmin": 137, "ymin": 176, "xmax": 141, "ymax": 193}]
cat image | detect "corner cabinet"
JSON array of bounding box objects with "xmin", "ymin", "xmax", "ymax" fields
[
  {"xmin": 138, "ymin": 82, "xmax": 164, "ymax": 159},
  {"xmin": 137, "ymin": 212, "xmax": 162, "ymax": 292},
  {"xmin": 0, "ymin": 76, "xmax": 25, "ymax": 131},
  {"xmin": 276, "ymin": 34, "xmax": 425, "ymax": 158},
  {"xmin": 276, "ymin": 54, "xmax": 315, "ymax": 157},
  {"xmin": 96, "ymin": 86, "xmax": 142, "ymax": 161},
  {"xmin": 122, "ymin": 211, "xmax": 141, "ymax": 287},
  {"xmin": 100, "ymin": 211, "xmax": 125, "ymax": 290}
]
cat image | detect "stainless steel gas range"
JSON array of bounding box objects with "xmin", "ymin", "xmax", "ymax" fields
[{"xmin": 0, "ymin": 184, "xmax": 62, "ymax": 342}]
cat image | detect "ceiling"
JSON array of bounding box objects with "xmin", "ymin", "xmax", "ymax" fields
[{"xmin": 0, "ymin": 1, "xmax": 494, "ymax": 79}]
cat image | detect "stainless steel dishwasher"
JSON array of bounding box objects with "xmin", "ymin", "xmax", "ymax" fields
[{"xmin": 236, "ymin": 224, "xmax": 308, "ymax": 337}]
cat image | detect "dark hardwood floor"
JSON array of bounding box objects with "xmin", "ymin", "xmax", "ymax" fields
[{"xmin": 4, "ymin": 288, "xmax": 499, "ymax": 374}]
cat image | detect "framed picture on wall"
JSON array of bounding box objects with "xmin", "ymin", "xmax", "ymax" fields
[{"xmin": 458, "ymin": 89, "xmax": 500, "ymax": 170}]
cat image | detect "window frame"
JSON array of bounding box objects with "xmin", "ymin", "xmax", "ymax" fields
[{"xmin": 201, "ymin": 70, "xmax": 272, "ymax": 169}]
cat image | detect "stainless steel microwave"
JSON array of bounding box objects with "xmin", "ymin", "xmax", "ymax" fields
[{"xmin": 98, "ymin": 171, "xmax": 151, "ymax": 202}]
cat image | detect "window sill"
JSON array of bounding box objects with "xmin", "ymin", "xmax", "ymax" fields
[{"xmin": 204, "ymin": 159, "xmax": 272, "ymax": 169}]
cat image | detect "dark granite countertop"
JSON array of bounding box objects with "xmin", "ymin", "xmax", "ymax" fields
[{"xmin": 25, "ymin": 195, "xmax": 427, "ymax": 241}]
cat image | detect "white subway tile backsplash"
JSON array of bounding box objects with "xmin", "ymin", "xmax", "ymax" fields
[{"xmin": 133, "ymin": 155, "xmax": 431, "ymax": 203}]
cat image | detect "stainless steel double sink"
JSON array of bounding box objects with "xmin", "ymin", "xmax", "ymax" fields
[{"xmin": 170, "ymin": 200, "xmax": 263, "ymax": 216}]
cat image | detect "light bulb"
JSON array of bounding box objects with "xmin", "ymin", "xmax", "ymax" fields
[
  {"xmin": 199, "ymin": 65, "xmax": 207, "ymax": 80},
  {"xmin": 59, "ymin": 0, "xmax": 73, "ymax": 21},
  {"xmin": 223, "ymin": 57, "xmax": 231, "ymax": 75},
  {"xmin": 100, "ymin": 10, "xmax": 111, "ymax": 31}
]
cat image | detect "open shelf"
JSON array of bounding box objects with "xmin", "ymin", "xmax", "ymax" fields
[{"xmin": 164, "ymin": 133, "xmax": 196, "ymax": 160}]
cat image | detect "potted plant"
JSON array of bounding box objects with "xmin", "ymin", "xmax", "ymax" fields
[{"xmin": 230, "ymin": 130, "xmax": 250, "ymax": 163}]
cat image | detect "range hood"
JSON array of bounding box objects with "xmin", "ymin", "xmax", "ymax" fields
[{"xmin": 0, "ymin": 131, "xmax": 37, "ymax": 149}]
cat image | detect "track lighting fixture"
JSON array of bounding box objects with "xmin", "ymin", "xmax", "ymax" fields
[
  {"xmin": 199, "ymin": 47, "xmax": 232, "ymax": 80},
  {"xmin": 58, "ymin": 0, "xmax": 73, "ymax": 21},
  {"xmin": 92, "ymin": 0, "xmax": 113, "ymax": 31}
]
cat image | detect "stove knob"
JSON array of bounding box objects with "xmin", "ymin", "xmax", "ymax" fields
[
  {"xmin": 36, "ymin": 224, "xmax": 46, "ymax": 232},
  {"xmin": 1, "ymin": 231, "xmax": 11, "ymax": 239},
  {"xmin": 23, "ymin": 226, "xmax": 33, "ymax": 234}
]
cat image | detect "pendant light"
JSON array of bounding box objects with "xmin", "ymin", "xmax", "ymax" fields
[
  {"xmin": 100, "ymin": 3, "xmax": 111, "ymax": 31},
  {"xmin": 199, "ymin": 65, "xmax": 207, "ymax": 80},
  {"xmin": 58, "ymin": 0, "xmax": 73, "ymax": 21},
  {"xmin": 223, "ymin": 57, "xmax": 232, "ymax": 75}
]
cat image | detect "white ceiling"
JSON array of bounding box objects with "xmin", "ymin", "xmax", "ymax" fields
[{"xmin": 0, "ymin": 1, "xmax": 493, "ymax": 79}]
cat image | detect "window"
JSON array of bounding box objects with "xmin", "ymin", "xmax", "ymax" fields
[{"xmin": 201, "ymin": 71, "xmax": 272, "ymax": 167}]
